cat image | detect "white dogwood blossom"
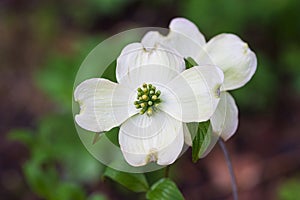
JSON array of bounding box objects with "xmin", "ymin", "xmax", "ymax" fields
[
  {"xmin": 142, "ymin": 18, "xmax": 257, "ymax": 141},
  {"xmin": 74, "ymin": 43, "xmax": 224, "ymax": 166}
]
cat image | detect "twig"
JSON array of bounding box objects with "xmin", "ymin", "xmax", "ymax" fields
[{"xmin": 218, "ymin": 138, "xmax": 238, "ymax": 200}]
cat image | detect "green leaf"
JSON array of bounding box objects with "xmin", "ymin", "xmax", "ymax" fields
[
  {"xmin": 23, "ymin": 159, "xmax": 87, "ymax": 200},
  {"xmin": 192, "ymin": 120, "xmax": 212, "ymax": 163},
  {"xmin": 145, "ymin": 168, "xmax": 165, "ymax": 186},
  {"xmin": 92, "ymin": 127, "xmax": 119, "ymax": 146},
  {"xmin": 23, "ymin": 160, "xmax": 59, "ymax": 199},
  {"xmin": 8, "ymin": 129, "xmax": 34, "ymax": 146},
  {"xmin": 101, "ymin": 60, "xmax": 117, "ymax": 82},
  {"xmin": 184, "ymin": 57, "xmax": 198, "ymax": 69},
  {"xmin": 103, "ymin": 167, "xmax": 149, "ymax": 192},
  {"xmin": 104, "ymin": 127, "xmax": 120, "ymax": 147},
  {"xmin": 146, "ymin": 178, "xmax": 184, "ymax": 200}
]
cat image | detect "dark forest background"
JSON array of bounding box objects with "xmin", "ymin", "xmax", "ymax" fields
[{"xmin": 1, "ymin": 0, "xmax": 300, "ymax": 199}]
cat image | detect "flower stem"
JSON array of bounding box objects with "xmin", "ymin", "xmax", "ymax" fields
[
  {"xmin": 164, "ymin": 165, "xmax": 170, "ymax": 178},
  {"xmin": 218, "ymin": 138, "xmax": 238, "ymax": 200}
]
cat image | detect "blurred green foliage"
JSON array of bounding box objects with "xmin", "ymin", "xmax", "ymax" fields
[
  {"xmin": 35, "ymin": 37, "xmax": 103, "ymax": 111},
  {"xmin": 9, "ymin": 114, "xmax": 106, "ymax": 200},
  {"xmin": 181, "ymin": 0, "xmax": 299, "ymax": 35},
  {"xmin": 10, "ymin": 36, "xmax": 107, "ymax": 199},
  {"xmin": 278, "ymin": 178, "xmax": 300, "ymax": 200}
]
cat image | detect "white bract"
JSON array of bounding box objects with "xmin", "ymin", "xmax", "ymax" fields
[
  {"xmin": 142, "ymin": 18, "xmax": 257, "ymax": 141},
  {"xmin": 74, "ymin": 43, "xmax": 224, "ymax": 166}
]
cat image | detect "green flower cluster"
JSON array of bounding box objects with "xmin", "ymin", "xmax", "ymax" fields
[{"xmin": 134, "ymin": 83, "xmax": 161, "ymax": 116}]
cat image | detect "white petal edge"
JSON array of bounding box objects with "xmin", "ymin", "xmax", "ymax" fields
[
  {"xmin": 116, "ymin": 42, "xmax": 185, "ymax": 83},
  {"xmin": 117, "ymin": 64, "xmax": 182, "ymax": 92},
  {"xmin": 210, "ymin": 92, "xmax": 238, "ymax": 141},
  {"xmin": 141, "ymin": 17, "xmax": 206, "ymax": 60},
  {"xmin": 159, "ymin": 65, "xmax": 224, "ymax": 123},
  {"xmin": 119, "ymin": 112, "xmax": 184, "ymax": 166},
  {"xmin": 200, "ymin": 34, "xmax": 257, "ymax": 91},
  {"xmin": 74, "ymin": 78, "xmax": 137, "ymax": 132}
]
